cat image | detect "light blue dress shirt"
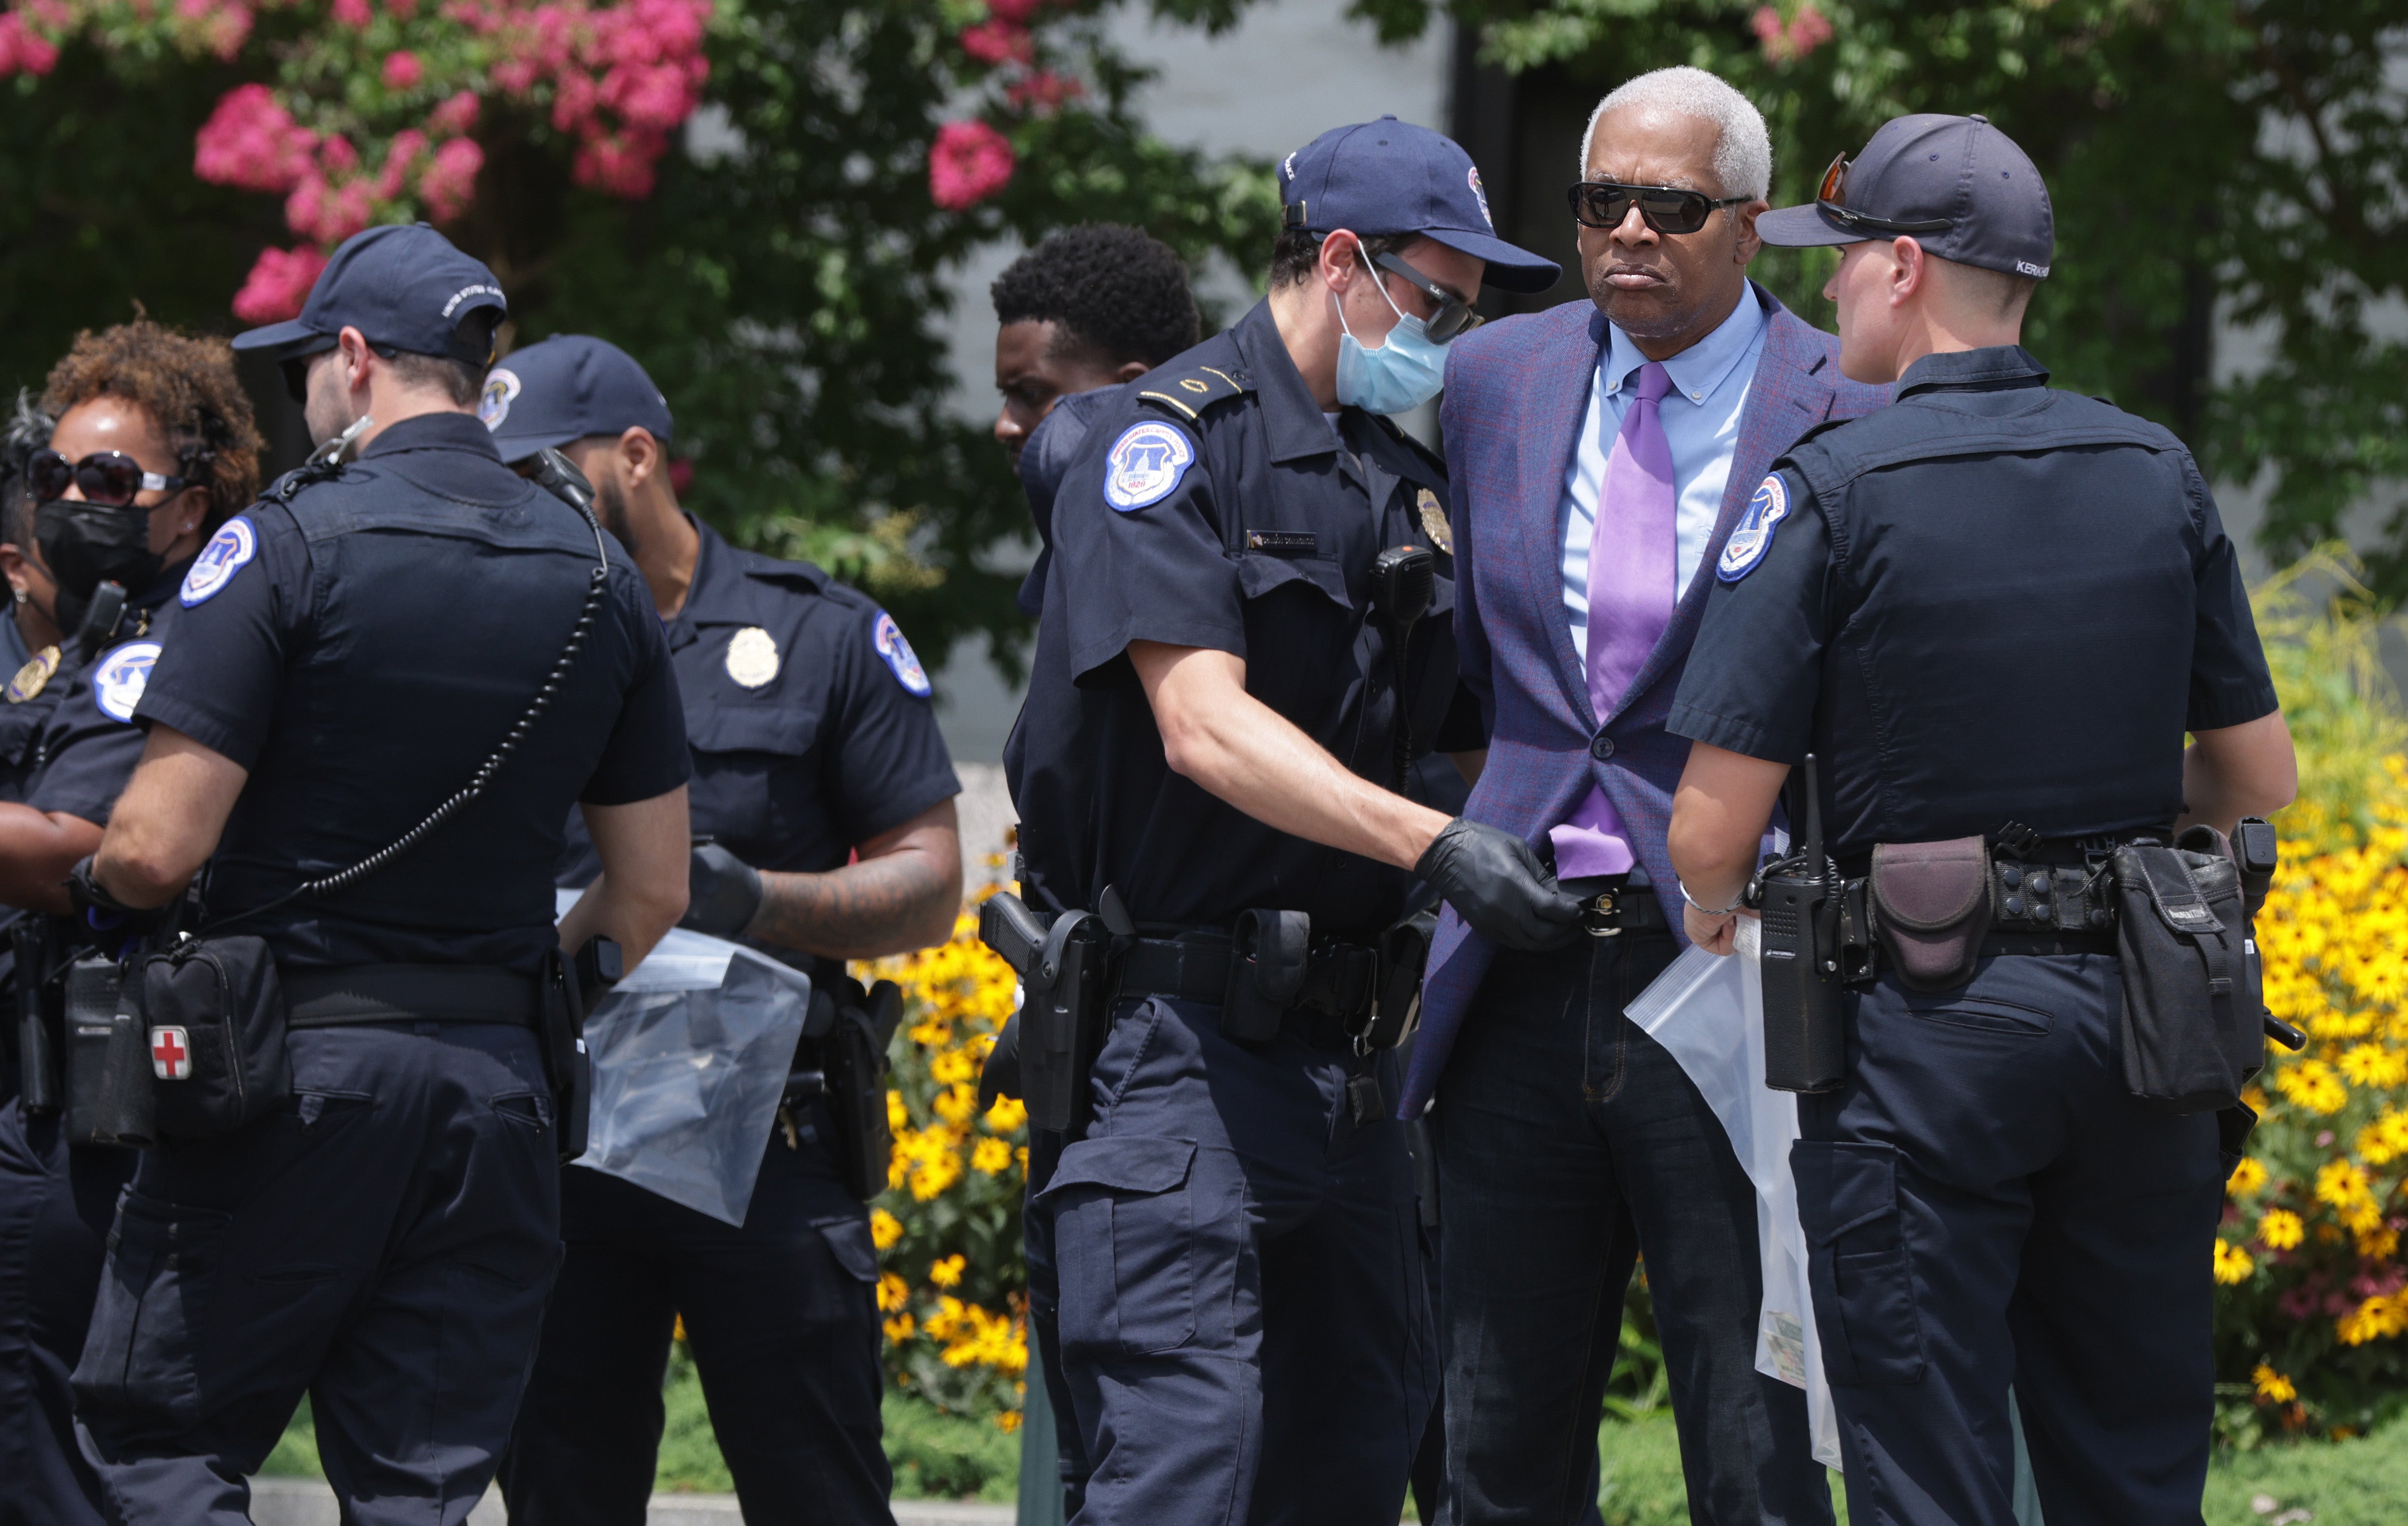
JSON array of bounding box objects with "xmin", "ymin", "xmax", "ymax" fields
[{"xmin": 1561, "ymin": 292, "xmax": 1769, "ymax": 664}]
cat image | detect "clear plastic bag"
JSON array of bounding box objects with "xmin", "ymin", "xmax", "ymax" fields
[
  {"xmin": 555, "ymin": 891, "xmax": 810, "ymax": 1227},
  {"xmin": 1627, "ymin": 919, "xmax": 1841, "ymax": 1471}
]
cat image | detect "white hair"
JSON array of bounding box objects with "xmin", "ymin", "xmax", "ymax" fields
[{"xmin": 1581, "ymin": 66, "xmax": 1773, "ymax": 203}]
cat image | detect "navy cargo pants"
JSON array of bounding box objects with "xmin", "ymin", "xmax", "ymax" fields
[
  {"xmin": 498, "ymin": 1123, "xmax": 894, "ymax": 1526},
  {"xmin": 0, "ymin": 1100, "xmax": 134, "ymax": 1525},
  {"xmin": 1024, "ymin": 994, "xmax": 1437, "ymax": 1526},
  {"xmin": 72, "ymin": 1022, "xmax": 561, "ymax": 1526},
  {"xmin": 1797, "ymin": 952, "xmax": 2224, "ymax": 1526}
]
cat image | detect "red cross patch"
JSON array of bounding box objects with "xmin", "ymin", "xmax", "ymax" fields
[{"xmin": 150, "ymin": 1025, "xmax": 191, "ymax": 1082}]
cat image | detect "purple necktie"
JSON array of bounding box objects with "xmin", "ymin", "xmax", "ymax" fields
[
  {"xmin": 1551, "ymin": 360, "xmax": 1676, "ymax": 882},
  {"xmin": 1585, "ymin": 360, "xmax": 1677, "ymax": 718}
]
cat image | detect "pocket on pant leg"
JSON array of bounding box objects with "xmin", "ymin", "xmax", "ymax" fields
[
  {"xmin": 1037, "ymin": 1136, "xmax": 1197, "ymax": 1356},
  {"xmin": 1791, "ymin": 1141, "xmax": 1925, "ymax": 1386},
  {"xmin": 71, "ymin": 1190, "xmax": 234, "ymax": 1429}
]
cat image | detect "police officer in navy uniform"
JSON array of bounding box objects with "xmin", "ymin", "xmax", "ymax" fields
[
  {"xmin": 0, "ymin": 322, "xmax": 261, "ymax": 1526},
  {"xmin": 485, "ymin": 335, "xmax": 963, "ymax": 1526},
  {"xmin": 1007, "ymin": 119, "xmax": 1576, "ymax": 1525},
  {"xmin": 1664, "ymin": 115, "xmax": 2298, "ymax": 1524},
  {"xmin": 66, "ymin": 225, "xmax": 694, "ymax": 1526}
]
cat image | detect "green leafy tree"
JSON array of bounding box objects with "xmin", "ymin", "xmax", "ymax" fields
[{"xmin": 0, "ymin": 0, "xmax": 1280, "ymax": 669}]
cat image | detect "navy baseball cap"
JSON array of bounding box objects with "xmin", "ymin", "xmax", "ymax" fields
[
  {"xmin": 1757, "ymin": 114, "xmax": 2052, "ymax": 280},
  {"xmin": 231, "ymin": 223, "xmax": 509, "ymax": 367},
  {"xmin": 1280, "ymin": 117, "xmax": 1560, "ymax": 294},
  {"xmin": 479, "ymin": 335, "xmax": 673, "ymax": 463}
]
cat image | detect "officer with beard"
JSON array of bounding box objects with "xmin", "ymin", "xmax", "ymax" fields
[{"xmin": 485, "ymin": 335, "xmax": 962, "ymax": 1526}]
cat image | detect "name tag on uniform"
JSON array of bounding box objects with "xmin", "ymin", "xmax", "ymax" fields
[{"xmin": 1246, "ymin": 531, "xmax": 1319, "ymax": 556}]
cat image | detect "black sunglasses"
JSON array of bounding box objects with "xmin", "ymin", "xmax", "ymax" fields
[
  {"xmin": 1810, "ymin": 151, "xmax": 1953, "ymax": 237},
  {"xmin": 1566, "ymin": 181, "xmax": 1751, "ymax": 236},
  {"xmin": 27, "ymin": 449, "xmax": 193, "ymax": 509},
  {"xmin": 1370, "ymin": 250, "xmax": 1482, "ymax": 343}
]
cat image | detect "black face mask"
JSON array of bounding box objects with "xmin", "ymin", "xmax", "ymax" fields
[{"xmin": 35, "ymin": 499, "xmax": 160, "ymax": 640}]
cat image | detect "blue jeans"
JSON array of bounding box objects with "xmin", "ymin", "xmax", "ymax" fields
[
  {"xmin": 1799, "ymin": 954, "xmax": 2221, "ymax": 1526},
  {"xmin": 1431, "ymin": 933, "xmax": 1832, "ymax": 1526}
]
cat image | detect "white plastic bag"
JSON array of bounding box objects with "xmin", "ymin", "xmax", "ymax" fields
[
  {"xmin": 554, "ymin": 891, "xmax": 811, "ymax": 1227},
  {"xmin": 1626, "ymin": 919, "xmax": 1841, "ymax": 1470}
]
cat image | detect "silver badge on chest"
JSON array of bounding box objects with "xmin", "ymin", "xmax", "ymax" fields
[{"xmin": 725, "ymin": 626, "xmax": 780, "ymax": 688}]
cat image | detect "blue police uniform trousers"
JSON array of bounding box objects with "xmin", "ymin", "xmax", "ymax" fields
[
  {"xmin": 0, "ymin": 1100, "xmax": 133, "ymax": 1526},
  {"xmin": 1797, "ymin": 952, "xmax": 2224, "ymax": 1526},
  {"xmin": 71, "ymin": 1022, "xmax": 561, "ymax": 1526},
  {"xmin": 498, "ymin": 1126, "xmax": 893, "ymax": 1526},
  {"xmin": 1025, "ymin": 995, "xmax": 1437, "ymax": 1526},
  {"xmin": 1432, "ymin": 932, "xmax": 1833, "ymax": 1526}
]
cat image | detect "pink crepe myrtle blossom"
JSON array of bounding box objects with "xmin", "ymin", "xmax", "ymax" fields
[
  {"xmin": 231, "ymin": 245, "xmax": 330, "ymax": 323},
  {"xmin": 929, "ymin": 119, "xmax": 1013, "ymax": 210}
]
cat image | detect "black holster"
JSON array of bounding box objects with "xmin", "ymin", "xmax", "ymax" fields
[
  {"xmin": 1359, "ymin": 906, "xmax": 1437, "ymax": 1054},
  {"xmin": 818, "ymin": 977, "xmax": 903, "ymax": 1202},
  {"xmin": 13, "ymin": 918, "xmax": 60, "ymax": 1115},
  {"xmin": 539, "ymin": 947, "xmax": 591, "ymax": 1163}
]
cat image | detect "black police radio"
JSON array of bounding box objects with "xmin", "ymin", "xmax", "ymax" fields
[{"xmin": 1750, "ymin": 753, "xmax": 1849, "ymax": 1094}]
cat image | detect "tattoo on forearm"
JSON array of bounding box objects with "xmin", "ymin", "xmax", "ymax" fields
[{"xmin": 747, "ymin": 848, "xmax": 955, "ymax": 960}]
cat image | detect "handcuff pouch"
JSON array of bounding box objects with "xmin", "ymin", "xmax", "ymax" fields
[
  {"xmin": 1222, "ymin": 908, "xmax": 1309, "ymax": 1044},
  {"xmin": 1869, "ymin": 836, "xmax": 1991, "ymax": 992}
]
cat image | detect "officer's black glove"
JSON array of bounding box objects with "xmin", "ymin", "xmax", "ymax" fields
[
  {"xmin": 64, "ymin": 854, "xmax": 173, "ymax": 937},
  {"xmin": 1414, "ymin": 818, "xmax": 1584, "ymax": 952},
  {"xmin": 682, "ymin": 842, "xmax": 765, "ymax": 938}
]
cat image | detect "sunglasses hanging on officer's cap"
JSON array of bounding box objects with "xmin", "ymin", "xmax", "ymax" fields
[
  {"xmin": 1565, "ymin": 181, "xmax": 1752, "ymax": 236},
  {"xmin": 1807, "ymin": 151, "xmax": 1954, "ymax": 237}
]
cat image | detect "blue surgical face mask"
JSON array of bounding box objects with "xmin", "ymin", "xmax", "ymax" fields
[{"xmin": 1333, "ymin": 276, "xmax": 1449, "ymax": 414}]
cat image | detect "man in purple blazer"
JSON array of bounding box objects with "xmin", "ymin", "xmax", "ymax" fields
[{"xmin": 1409, "ymin": 67, "xmax": 1886, "ymax": 1524}]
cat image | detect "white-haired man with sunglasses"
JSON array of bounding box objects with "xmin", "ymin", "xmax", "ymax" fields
[{"xmin": 1399, "ymin": 65, "xmax": 1887, "ymax": 1523}]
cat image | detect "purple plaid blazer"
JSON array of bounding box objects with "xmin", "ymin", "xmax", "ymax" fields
[{"xmin": 1400, "ymin": 283, "xmax": 1887, "ymax": 1116}]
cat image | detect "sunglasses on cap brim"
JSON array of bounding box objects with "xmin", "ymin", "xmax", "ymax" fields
[
  {"xmin": 1810, "ymin": 151, "xmax": 1953, "ymax": 238},
  {"xmin": 28, "ymin": 449, "xmax": 196, "ymax": 508},
  {"xmin": 1566, "ymin": 181, "xmax": 1750, "ymax": 236}
]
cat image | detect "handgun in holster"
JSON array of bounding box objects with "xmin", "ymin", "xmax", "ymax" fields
[
  {"xmin": 978, "ymin": 890, "xmax": 1110, "ymax": 1135},
  {"xmin": 1751, "ymin": 754, "xmax": 1848, "ymax": 1094},
  {"xmin": 798, "ymin": 974, "xmax": 904, "ymax": 1203},
  {"xmin": 541, "ymin": 936, "xmax": 621, "ymax": 1165},
  {"xmin": 2232, "ymin": 817, "xmax": 2302, "ymax": 1053}
]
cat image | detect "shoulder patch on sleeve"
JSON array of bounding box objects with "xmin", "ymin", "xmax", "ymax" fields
[
  {"xmin": 872, "ymin": 610, "xmax": 933, "ymax": 697},
  {"xmin": 179, "ymin": 514, "xmax": 258, "ymax": 607},
  {"xmin": 91, "ymin": 640, "xmax": 161, "ymax": 723},
  {"xmin": 1717, "ymin": 475, "xmax": 1791, "ymax": 583},
  {"xmin": 1135, "ymin": 364, "xmax": 1249, "ymax": 423},
  {"xmin": 1102, "ymin": 422, "xmax": 1197, "ymax": 513}
]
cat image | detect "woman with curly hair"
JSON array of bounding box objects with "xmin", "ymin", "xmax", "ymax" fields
[{"xmin": 0, "ymin": 319, "xmax": 259, "ymax": 1526}]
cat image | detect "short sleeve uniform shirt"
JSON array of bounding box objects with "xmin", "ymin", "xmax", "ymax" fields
[
  {"xmin": 1670, "ymin": 346, "xmax": 2277, "ymax": 858},
  {"xmin": 556, "ymin": 517, "xmax": 960, "ymax": 893},
  {"xmin": 137, "ymin": 412, "xmax": 691, "ymax": 972},
  {"xmin": 1007, "ymin": 297, "xmax": 1480, "ymax": 934}
]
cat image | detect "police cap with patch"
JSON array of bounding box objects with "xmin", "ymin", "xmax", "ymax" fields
[
  {"xmin": 1756, "ymin": 113, "xmax": 2053, "ymax": 281},
  {"xmin": 1280, "ymin": 117, "xmax": 1561, "ymax": 293},
  {"xmin": 480, "ymin": 334, "xmax": 675, "ymax": 464},
  {"xmin": 231, "ymin": 223, "xmax": 509, "ymax": 383}
]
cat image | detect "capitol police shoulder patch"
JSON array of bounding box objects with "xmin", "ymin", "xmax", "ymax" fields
[
  {"xmin": 873, "ymin": 610, "xmax": 932, "ymax": 697},
  {"xmin": 180, "ymin": 514, "xmax": 258, "ymax": 607},
  {"xmin": 1717, "ymin": 475, "xmax": 1790, "ymax": 583},
  {"xmin": 1103, "ymin": 421, "xmax": 1195, "ymax": 513},
  {"xmin": 91, "ymin": 640, "xmax": 161, "ymax": 723}
]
